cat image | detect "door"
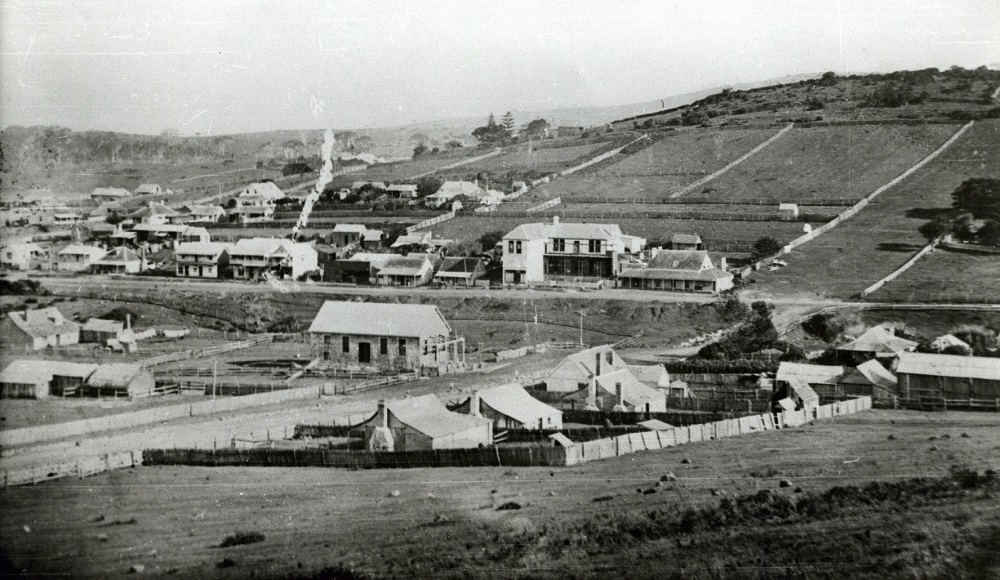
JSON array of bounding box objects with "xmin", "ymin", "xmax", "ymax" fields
[{"xmin": 358, "ymin": 342, "xmax": 371, "ymax": 364}]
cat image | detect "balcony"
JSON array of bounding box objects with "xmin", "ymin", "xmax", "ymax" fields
[{"xmin": 544, "ymin": 243, "xmax": 610, "ymax": 256}]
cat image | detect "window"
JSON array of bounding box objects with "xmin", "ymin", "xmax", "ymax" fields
[
  {"xmin": 380, "ymin": 337, "xmax": 388, "ymax": 355},
  {"xmin": 398, "ymin": 338, "xmax": 407, "ymax": 356},
  {"xmin": 508, "ymin": 240, "xmax": 514, "ymax": 253},
  {"xmin": 342, "ymin": 336, "xmax": 350, "ymax": 353},
  {"xmin": 324, "ymin": 335, "xmax": 332, "ymax": 346},
  {"xmin": 515, "ymin": 241, "xmax": 522, "ymax": 254},
  {"xmin": 323, "ymin": 350, "xmax": 330, "ymax": 361},
  {"xmin": 589, "ymin": 239, "xmax": 601, "ymax": 253},
  {"xmin": 552, "ymin": 238, "xmax": 565, "ymax": 252},
  {"xmin": 605, "ymin": 351, "xmax": 613, "ymax": 365}
]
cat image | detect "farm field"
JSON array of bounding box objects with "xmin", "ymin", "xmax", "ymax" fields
[
  {"xmin": 870, "ymin": 248, "xmax": 1000, "ymax": 303},
  {"xmin": 437, "ymin": 141, "xmax": 611, "ymax": 180},
  {"xmin": 2, "ymin": 410, "xmax": 997, "ymax": 578},
  {"xmin": 325, "ymin": 149, "xmax": 487, "ymax": 188},
  {"xmin": 704, "ymin": 123, "xmax": 960, "ymax": 202},
  {"xmin": 428, "ymin": 214, "xmax": 810, "ymax": 247},
  {"xmin": 495, "ymin": 202, "xmax": 841, "ymax": 223},
  {"xmin": 750, "ymin": 119, "xmax": 999, "ymax": 298}
]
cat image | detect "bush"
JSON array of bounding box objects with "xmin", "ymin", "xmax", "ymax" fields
[{"xmin": 219, "ymin": 531, "xmax": 265, "ymax": 548}]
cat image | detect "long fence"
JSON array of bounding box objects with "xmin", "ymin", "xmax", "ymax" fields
[
  {"xmin": 139, "ymin": 397, "xmax": 872, "ymax": 472},
  {"xmin": 2, "ymin": 449, "xmax": 142, "ymax": 488},
  {"xmin": 859, "ymin": 242, "xmax": 937, "ymax": 298},
  {"xmin": 138, "ymin": 335, "xmax": 277, "ymax": 368},
  {"xmin": 671, "ymin": 123, "xmax": 794, "ymax": 199},
  {"xmin": 409, "ymin": 148, "xmax": 503, "ymax": 179},
  {"xmin": 558, "ymin": 135, "xmax": 648, "ymax": 177},
  {"xmin": 525, "ymin": 197, "xmax": 562, "ymax": 213},
  {"xmin": 0, "ymin": 385, "xmax": 322, "ymax": 449},
  {"xmin": 406, "ymin": 210, "xmax": 456, "ymax": 233}
]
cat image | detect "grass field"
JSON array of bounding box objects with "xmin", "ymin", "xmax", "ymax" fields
[
  {"xmin": 704, "ymin": 124, "xmax": 960, "ymax": 203},
  {"xmin": 872, "ymin": 248, "xmax": 1000, "ymax": 303},
  {"xmin": 751, "ymin": 119, "xmax": 999, "ymax": 298},
  {"xmin": 429, "ymin": 214, "xmax": 810, "ymax": 246},
  {"xmin": 3, "ymin": 410, "xmax": 997, "ymax": 578},
  {"xmin": 437, "ymin": 142, "xmax": 611, "ymax": 180},
  {"xmin": 325, "ymin": 149, "xmax": 488, "ymax": 189}
]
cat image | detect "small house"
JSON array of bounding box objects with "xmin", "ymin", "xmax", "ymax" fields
[
  {"xmin": 328, "ymin": 224, "xmax": 384, "ymax": 249},
  {"xmin": 82, "ymin": 363, "xmax": 155, "ymax": 399},
  {"xmin": 386, "ymin": 184, "xmax": 419, "ymax": 199},
  {"xmin": 358, "ymin": 395, "xmax": 493, "ymax": 452},
  {"xmin": 390, "ymin": 231, "xmax": 434, "ymax": 253},
  {"xmin": 174, "ymin": 242, "xmax": 232, "ymax": 278},
  {"xmin": 617, "ymin": 249, "xmax": 733, "ymax": 294},
  {"xmin": 322, "ymin": 252, "xmax": 394, "ymax": 284},
  {"xmin": 90, "ymin": 247, "xmax": 143, "ymax": 274},
  {"xmin": 57, "ymin": 244, "xmax": 107, "ymax": 272},
  {"xmin": 456, "ymin": 383, "xmax": 563, "ymax": 431},
  {"xmin": 81, "ymin": 318, "xmax": 125, "ymax": 343},
  {"xmin": 1, "ymin": 307, "xmax": 80, "ymax": 349},
  {"xmin": 670, "ymin": 233, "xmax": 703, "ymax": 251},
  {"xmin": 778, "ymin": 203, "xmax": 799, "ymax": 220},
  {"xmin": 775, "ymin": 362, "xmax": 844, "ymax": 392},
  {"xmin": 91, "ymin": 187, "xmax": 131, "ymax": 202},
  {"xmin": 425, "ymin": 181, "xmax": 487, "ymax": 207},
  {"xmin": 135, "ymin": 183, "xmax": 163, "ymax": 196},
  {"xmin": 127, "ymin": 202, "xmax": 178, "ymax": 225},
  {"xmin": 0, "ymin": 362, "xmax": 52, "ymax": 399},
  {"xmin": 1, "ymin": 242, "xmax": 45, "ymax": 270},
  {"xmin": 375, "ymin": 255, "xmax": 435, "ymax": 287},
  {"xmin": 836, "ymin": 326, "xmax": 918, "ymax": 364},
  {"xmin": 433, "ymin": 257, "xmax": 486, "ymax": 287}
]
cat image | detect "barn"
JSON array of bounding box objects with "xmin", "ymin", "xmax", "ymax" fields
[
  {"xmin": 456, "ymin": 383, "xmax": 563, "ymax": 431},
  {"xmin": 358, "ymin": 395, "xmax": 493, "ymax": 452},
  {"xmin": 82, "ymin": 364, "xmax": 155, "ymax": 399},
  {"xmin": 896, "ymin": 353, "xmax": 1000, "ymax": 400}
]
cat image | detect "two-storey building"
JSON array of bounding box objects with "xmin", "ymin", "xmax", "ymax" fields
[
  {"xmin": 229, "ymin": 238, "xmax": 317, "ymax": 280},
  {"xmin": 501, "ymin": 217, "xmax": 644, "ymax": 284},
  {"xmin": 174, "ymin": 242, "xmax": 233, "ymax": 278}
]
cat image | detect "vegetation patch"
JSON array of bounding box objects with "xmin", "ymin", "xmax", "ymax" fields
[{"xmin": 219, "ymin": 531, "xmax": 266, "ymax": 548}]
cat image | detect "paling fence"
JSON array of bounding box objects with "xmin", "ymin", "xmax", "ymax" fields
[
  {"xmin": 2, "ymin": 450, "xmax": 142, "ymax": 488},
  {"xmin": 139, "ymin": 397, "xmax": 872, "ymax": 473}
]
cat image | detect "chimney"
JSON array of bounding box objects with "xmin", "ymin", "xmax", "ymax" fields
[
  {"xmin": 470, "ymin": 391, "xmax": 481, "ymax": 417},
  {"xmin": 719, "ymin": 256, "xmax": 727, "ymax": 271},
  {"xmin": 552, "ymin": 215, "xmax": 559, "ymax": 225},
  {"xmin": 595, "ymin": 351, "xmax": 601, "ymax": 377},
  {"xmin": 612, "ymin": 381, "xmax": 627, "ymax": 413},
  {"xmin": 377, "ymin": 399, "xmax": 388, "ymax": 428},
  {"xmin": 126, "ymin": 313, "xmax": 132, "ymax": 330},
  {"xmin": 585, "ymin": 380, "xmax": 599, "ymax": 411}
]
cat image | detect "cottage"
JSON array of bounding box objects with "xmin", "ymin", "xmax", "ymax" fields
[
  {"xmin": 81, "ymin": 318, "xmax": 125, "ymax": 343},
  {"xmin": 778, "ymin": 203, "xmax": 800, "ymax": 220},
  {"xmin": 545, "ymin": 345, "xmax": 668, "ymax": 412},
  {"xmin": 358, "ymin": 395, "xmax": 493, "ymax": 452},
  {"xmin": 231, "ymin": 194, "xmax": 276, "ymax": 223},
  {"xmin": 1, "ymin": 307, "xmax": 80, "ymax": 350},
  {"xmin": 309, "ymin": 301, "xmax": 465, "ymax": 372},
  {"xmin": 1, "ymin": 242, "xmax": 45, "ymax": 270},
  {"xmin": 177, "ymin": 205, "xmax": 226, "ymax": 224},
  {"xmin": 502, "ymin": 217, "xmax": 645, "ymax": 284},
  {"xmin": 229, "ymin": 238, "xmax": 317, "ymax": 280},
  {"xmin": 434, "ymin": 257, "xmax": 486, "ymax": 287},
  {"xmin": 617, "ymin": 249, "xmax": 733, "ymax": 294},
  {"xmin": 127, "ymin": 202, "xmax": 178, "ymax": 225},
  {"xmin": 386, "ymin": 184, "xmax": 419, "ymax": 199},
  {"xmin": 135, "ymin": 183, "xmax": 163, "ymax": 196},
  {"xmin": 174, "ymin": 242, "xmax": 232, "ymax": 278},
  {"xmin": 57, "ymin": 244, "xmax": 106, "ymax": 271},
  {"xmin": 836, "ymin": 326, "xmax": 918, "ymax": 364},
  {"xmin": 390, "ymin": 231, "xmax": 434, "ymax": 253},
  {"xmin": 322, "ymin": 252, "xmax": 394, "ymax": 284},
  {"xmin": 328, "ymin": 224, "xmax": 384, "ymax": 249},
  {"xmin": 837, "ymin": 359, "xmax": 898, "ymax": 401},
  {"xmin": 82, "ymin": 363, "xmax": 155, "ymax": 398},
  {"xmin": 90, "ymin": 247, "xmax": 142, "ymax": 274},
  {"xmin": 425, "ymin": 181, "xmax": 487, "ymax": 207},
  {"xmin": 546, "ymin": 345, "xmax": 629, "ymax": 392},
  {"xmin": 457, "ymin": 383, "xmax": 563, "ymax": 431},
  {"xmin": 130, "ymin": 223, "xmax": 191, "ymax": 244},
  {"xmin": 670, "ymin": 233, "xmax": 703, "ymax": 251},
  {"xmin": 375, "ymin": 255, "xmax": 435, "ymax": 287},
  {"xmin": 239, "ymin": 182, "xmax": 285, "ymax": 202},
  {"xmin": 896, "ymin": 352, "xmax": 1000, "ymax": 399}
]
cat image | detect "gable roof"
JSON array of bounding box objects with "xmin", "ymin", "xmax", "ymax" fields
[
  {"xmin": 58, "ymin": 244, "xmax": 106, "ymax": 258},
  {"xmin": 595, "ymin": 368, "xmax": 666, "ymax": 407},
  {"xmin": 627, "ymin": 364, "xmax": 668, "ymax": 385},
  {"xmin": 930, "ymin": 334, "xmax": 970, "ymax": 351},
  {"xmin": 432, "ymin": 181, "xmax": 486, "ymax": 199},
  {"xmin": 378, "ymin": 256, "xmax": 432, "ymax": 277},
  {"xmin": 128, "ymin": 203, "xmax": 178, "ymax": 218},
  {"xmin": 181, "ymin": 204, "xmax": 225, "ymax": 216},
  {"xmin": 837, "ymin": 326, "xmax": 918, "ymax": 355},
  {"xmin": 86, "ymin": 363, "xmax": 146, "ymax": 388},
  {"xmin": 553, "ymin": 345, "xmax": 629, "ymax": 380},
  {"xmin": 240, "ymin": 182, "xmax": 285, "ymax": 201},
  {"xmin": 474, "ymin": 383, "xmax": 561, "ymax": 426},
  {"xmin": 175, "ymin": 242, "xmax": 232, "ymax": 256},
  {"xmin": 896, "ymin": 352, "xmax": 1000, "ymax": 381},
  {"xmin": 0, "ymin": 360, "xmax": 97, "ymax": 384},
  {"xmin": 332, "ymin": 223, "xmax": 370, "ymax": 233},
  {"xmin": 83, "ymin": 318, "xmax": 125, "ymax": 333},
  {"xmin": 435, "ymin": 257, "xmax": 484, "ymax": 278},
  {"xmin": 670, "ymin": 233, "xmax": 702, "ymax": 245},
  {"xmin": 391, "ymin": 232, "xmax": 433, "ymax": 248},
  {"xmin": 840, "ymin": 359, "xmax": 897, "ymax": 391},
  {"xmin": 135, "ymin": 183, "xmax": 160, "ymax": 194},
  {"xmin": 502, "ymin": 221, "xmax": 626, "ymax": 242},
  {"xmin": 776, "ymin": 362, "xmax": 844, "ymax": 385},
  {"xmin": 91, "ymin": 187, "xmax": 131, "ymax": 198},
  {"xmin": 231, "ymin": 237, "xmax": 290, "ymax": 257},
  {"xmin": 308, "ymin": 301, "xmax": 452, "ymax": 338},
  {"xmin": 7, "ymin": 308, "xmax": 79, "ymax": 339},
  {"xmin": 787, "ymin": 378, "xmax": 820, "ymax": 405},
  {"xmin": 94, "ymin": 247, "xmax": 140, "ymax": 264},
  {"xmin": 384, "ymin": 394, "xmax": 490, "ymax": 439},
  {"xmin": 343, "ymin": 252, "xmax": 396, "ymax": 269},
  {"xmin": 649, "ymin": 250, "xmax": 710, "ymax": 270}
]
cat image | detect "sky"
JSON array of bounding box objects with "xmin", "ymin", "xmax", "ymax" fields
[{"xmin": 2, "ymin": 0, "xmax": 998, "ymax": 135}]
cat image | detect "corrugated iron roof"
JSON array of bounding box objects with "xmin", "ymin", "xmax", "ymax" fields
[
  {"xmin": 82, "ymin": 318, "xmax": 124, "ymax": 333},
  {"xmin": 896, "ymin": 352, "xmax": 1000, "ymax": 381},
  {"xmin": 308, "ymin": 301, "xmax": 451, "ymax": 338},
  {"xmin": 385, "ymin": 394, "xmax": 491, "ymax": 439},
  {"xmin": 776, "ymin": 362, "xmax": 844, "ymax": 385},
  {"xmin": 837, "ymin": 326, "xmax": 918, "ymax": 355},
  {"xmin": 474, "ymin": 383, "xmax": 561, "ymax": 426},
  {"xmin": 86, "ymin": 363, "xmax": 145, "ymax": 388}
]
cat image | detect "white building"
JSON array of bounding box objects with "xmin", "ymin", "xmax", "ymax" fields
[
  {"xmin": 425, "ymin": 180, "xmax": 487, "ymax": 207},
  {"xmin": 501, "ymin": 217, "xmax": 645, "ymax": 284},
  {"xmin": 229, "ymin": 238, "xmax": 317, "ymax": 280},
  {"xmin": 56, "ymin": 244, "xmax": 106, "ymax": 272},
  {"xmin": 174, "ymin": 242, "xmax": 233, "ymax": 278}
]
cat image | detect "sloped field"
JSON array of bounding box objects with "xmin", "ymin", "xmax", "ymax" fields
[
  {"xmin": 751, "ymin": 120, "xmax": 998, "ymax": 298},
  {"xmin": 872, "ymin": 248, "xmax": 1000, "ymax": 303},
  {"xmin": 438, "ymin": 141, "xmax": 611, "ymax": 180},
  {"xmin": 706, "ymin": 124, "xmax": 960, "ymax": 202}
]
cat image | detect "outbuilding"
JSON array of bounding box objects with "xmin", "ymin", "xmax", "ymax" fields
[
  {"xmin": 359, "ymin": 395, "xmax": 493, "ymax": 452},
  {"xmin": 82, "ymin": 364, "xmax": 155, "ymax": 398},
  {"xmin": 457, "ymin": 383, "xmax": 563, "ymax": 431},
  {"xmin": 837, "ymin": 359, "xmax": 898, "ymax": 401},
  {"xmin": 896, "ymin": 352, "xmax": 1000, "ymax": 399},
  {"xmin": 1, "ymin": 307, "xmax": 80, "ymax": 350},
  {"xmin": 81, "ymin": 318, "xmax": 125, "ymax": 343}
]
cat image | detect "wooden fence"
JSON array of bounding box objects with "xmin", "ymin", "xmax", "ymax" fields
[
  {"xmin": 406, "ymin": 210, "xmax": 456, "ymax": 233},
  {"xmin": 2, "ymin": 450, "xmax": 142, "ymax": 488}
]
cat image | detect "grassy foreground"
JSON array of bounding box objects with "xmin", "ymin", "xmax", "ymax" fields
[{"xmin": 2, "ymin": 410, "xmax": 998, "ymax": 578}]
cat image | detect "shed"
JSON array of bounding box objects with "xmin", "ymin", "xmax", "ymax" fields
[
  {"xmin": 669, "ymin": 233, "xmax": 703, "ymax": 250},
  {"xmin": 1, "ymin": 307, "xmax": 80, "ymax": 350},
  {"xmin": 358, "ymin": 395, "xmax": 493, "ymax": 452},
  {"xmin": 838, "ymin": 359, "xmax": 898, "ymax": 400},
  {"xmin": 81, "ymin": 318, "xmax": 125, "ymax": 343},
  {"xmin": 896, "ymin": 352, "xmax": 1000, "ymax": 399},
  {"xmin": 548, "ymin": 433, "xmax": 575, "ymax": 447},
  {"xmin": 778, "ymin": 203, "xmax": 799, "ymax": 220},
  {"xmin": 458, "ymin": 383, "xmax": 563, "ymax": 431},
  {"xmin": 433, "ymin": 257, "xmax": 486, "ymax": 287},
  {"xmin": 82, "ymin": 364, "xmax": 155, "ymax": 398},
  {"xmin": 0, "ymin": 361, "xmax": 52, "ymax": 399}
]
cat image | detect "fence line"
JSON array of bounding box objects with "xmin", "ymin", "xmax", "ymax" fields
[
  {"xmin": 525, "ymin": 197, "xmax": 562, "ymax": 213},
  {"xmin": 2, "ymin": 449, "xmax": 142, "ymax": 488},
  {"xmin": 407, "ymin": 210, "xmax": 456, "ymax": 233},
  {"xmin": 671, "ymin": 123, "xmax": 794, "ymax": 199},
  {"xmin": 859, "ymin": 242, "xmax": 937, "ymax": 298},
  {"xmin": 409, "ymin": 148, "xmax": 503, "ymax": 179}
]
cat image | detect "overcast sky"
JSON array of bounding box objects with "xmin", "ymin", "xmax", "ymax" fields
[{"xmin": 2, "ymin": 0, "xmax": 998, "ymax": 135}]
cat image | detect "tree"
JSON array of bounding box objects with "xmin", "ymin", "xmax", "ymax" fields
[
  {"xmin": 918, "ymin": 220, "xmax": 948, "ymax": 243},
  {"xmin": 445, "ymin": 140, "xmax": 463, "ymax": 149},
  {"xmin": 472, "ymin": 113, "xmax": 509, "ymax": 145},
  {"xmin": 413, "ymin": 144, "xmax": 428, "ymax": 157},
  {"xmin": 445, "ymin": 239, "xmax": 481, "ymax": 257},
  {"xmin": 526, "ymin": 118, "xmax": 549, "ymax": 137},
  {"xmin": 105, "ymin": 210, "xmax": 124, "ymax": 225},
  {"xmin": 951, "ymin": 178, "xmax": 1000, "ymax": 220},
  {"xmin": 501, "ymin": 112, "xmax": 515, "ymax": 136},
  {"xmin": 750, "ymin": 237, "xmax": 783, "ymax": 260},
  {"xmin": 416, "ymin": 176, "xmax": 442, "ymax": 197},
  {"xmin": 979, "ymin": 220, "xmax": 1000, "ymax": 246},
  {"xmin": 680, "ymin": 108, "xmax": 710, "ymax": 126},
  {"xmin": 478, "ymin": 229, "xmax": 506, "ymax": 252}
]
